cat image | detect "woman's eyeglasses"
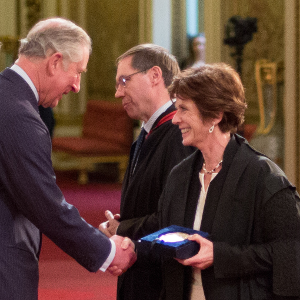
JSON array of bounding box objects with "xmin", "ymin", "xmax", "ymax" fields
[{"xmin": 115, "ymin": 69, "xmax": 148, "ymax": 91}]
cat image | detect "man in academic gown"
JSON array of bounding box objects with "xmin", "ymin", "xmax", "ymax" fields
[{"xmin": 99, "ymin": 44, "xmax": 195, "ymax": 300}]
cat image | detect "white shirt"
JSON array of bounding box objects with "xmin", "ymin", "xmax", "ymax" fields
[
  {"xmin": 142, "ymin": 100, "xmax": 173, "ymax": 134},
  {"xmin": 190, "ymin": 172, "xmax": 217, "ymax": 300}
]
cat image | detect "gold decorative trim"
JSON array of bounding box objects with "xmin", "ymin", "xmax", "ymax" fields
[
  {"xmin": 0, "ymin": 36, "xmax": 19, "ymax": 58},
  {"xmin": 139, "ymin": 0, "xmax": 152, "ymax": 44}
]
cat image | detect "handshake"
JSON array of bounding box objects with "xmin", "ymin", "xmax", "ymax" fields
[{"xmin": 100, "ymin": 211, "xmax": 136, "ymax": 276}]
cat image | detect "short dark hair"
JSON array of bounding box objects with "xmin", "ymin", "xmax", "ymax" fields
[
  {"xmin": 116, "ymin": 44, "xmax": 180, "ymax": 87},
  {"xmin": 169, "ymin": 63, "xmax": 247, "ymax": 133}
]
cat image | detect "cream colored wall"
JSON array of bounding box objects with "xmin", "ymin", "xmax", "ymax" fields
[
  {"xmin": 86, "ymin": 0, "xmax": 140, "ymax": 101},
  {"xmin": 284, "ymin": 0, "xmax": 299, "ymax": 186},
  {"xmin": 0, "ymin": 0, "xmax": 17, "ymax": 70},
  {"xmin": 204, "ymin": 0, "xmax": 222, "ymax": 63},
  {"xmin": 0, "ymin": 0, "xmax": 17, "ymax": 36}
]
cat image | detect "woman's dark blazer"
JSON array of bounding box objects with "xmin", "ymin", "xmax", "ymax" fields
[
  {"xmin": 0, "ymin": 69, "xmax": 112, "ymax": 299},
  {"xmin": 158, "ymin": 134, "xmax": 300, "ymax": 300}
]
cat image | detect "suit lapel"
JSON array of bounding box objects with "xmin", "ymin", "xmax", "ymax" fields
[
  {"xmin": 164, "ymin": 151, "xmax": 201, "ymax": 228},
  {"xmin": 201, "ymin": 135, "xmax": 241, "ymax": 234},
  {"xmin": 209, "ymin": 138, "xmax": 258, "ymax": 241},
  {"xmin": 183, "ymin": 151, "xmax": 203, "ymax": 228}
]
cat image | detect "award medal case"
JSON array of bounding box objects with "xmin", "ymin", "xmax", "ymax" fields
[{"xmin": 137, "ymin": 225, "xmax": 209, "ymax": 259}]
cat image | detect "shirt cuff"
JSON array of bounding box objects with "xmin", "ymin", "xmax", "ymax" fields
[{"xmin": 99, "ymin": 239, "xmax": 116, "ymax": 272}]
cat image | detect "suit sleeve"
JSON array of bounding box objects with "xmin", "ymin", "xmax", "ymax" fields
[{"xmin": 0, "ymin": 103, "xmax": 112, "ymax": 272}]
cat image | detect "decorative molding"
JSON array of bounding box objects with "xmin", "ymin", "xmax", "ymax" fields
[
  {"xmin": 284, "ymin": 0, "xmax": 299, "ymax": 186},
  {"xmin": 139, "ymin": 0, "xmax": 152, "ymax": 44},
  {"xmin": 26, "ymin": 0, "xmax": 41, "ymax": 30},
  {"xmin": 204, "ymin": 0, "xmax": 222, "ymax": 63},
  {"xmin": 172, "ymin": 0, "xmax": 187, "ymax": 62},
  {"xmin": 0, "ymin": 36, "xmax": 19, "ymax": 57}
]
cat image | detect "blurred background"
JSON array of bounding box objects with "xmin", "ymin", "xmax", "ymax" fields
[
  {"xmin": 1, "ymin": 1, "xmax": 299, "ymax": 298},
  {"xmin": 0, "ymin": 0, "xmax": 299, "ymax": 188}
]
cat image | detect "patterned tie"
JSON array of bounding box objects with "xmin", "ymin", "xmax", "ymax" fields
[{"xmin": 131, "ymin": 127, "xmax": 147, "ymax": 176}]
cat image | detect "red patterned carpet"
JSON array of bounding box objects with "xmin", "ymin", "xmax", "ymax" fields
[{"xmin": 39, "ymin": 170, "xmax": 122, "ymax": 300}]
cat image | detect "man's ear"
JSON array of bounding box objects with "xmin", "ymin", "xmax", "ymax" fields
[
  {"xmin": 149, "ymin": 66, "xmax": 163, "ymax": 86},
  {"xmin": 47, "ymin": 52, "xmax": 63, "ymax": 76}
]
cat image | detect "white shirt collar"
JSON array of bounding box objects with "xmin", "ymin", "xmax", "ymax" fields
[
  {"xmin": 142, "ymin": 100, "xmax": 173, "ymax": 133},
  {"xmin": 10, "ymin": 64, "xmax": 39, "ymax": 102}
]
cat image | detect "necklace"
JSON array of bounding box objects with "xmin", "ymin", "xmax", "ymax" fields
[{"xmin": 202, "ymin": 160, "xmax": 223, "ymax": 174}]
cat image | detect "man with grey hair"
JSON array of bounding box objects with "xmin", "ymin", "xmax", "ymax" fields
[
  {"xmin": 0, "ymin": 17, "xmax": 136, "ymax": 299},
  {"xmin": 99, "ymin": 44, "xmax": 195, "ymax": 300}
]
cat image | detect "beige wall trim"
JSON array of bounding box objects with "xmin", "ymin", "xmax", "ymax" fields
[
  {"xmin": 0, "ymin": 0, "xmax": 17, "ymax": 36},
  {"xmin": 77, "ymin": 0, "xmax": 88, "ymax": 114},
  {"xmin": 284, "ymin": 0, "xmax": 298, "ymax": 186},
  {"xmin": 57, "ymin": 0, "xmax": 71, "ymax": 115},
  {"xmin": 172, "ymin": 0, "xmax": 187, "ymax": 60},
  {"xmin": 204, "ymin": 0, "xmax": 222, "ymax": 63},
  {"xmin": 139, "ymin": 0, "xmax": 153, "ymax": 44}
]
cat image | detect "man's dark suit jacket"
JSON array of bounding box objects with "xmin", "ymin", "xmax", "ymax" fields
[
  {"xmin": 38, "ymin": 106, "xmax": 56, "ymax": 138},
  {"xmin": 157, "ymin": 134, "xmax": 300, "ymax": 300},
  {"xmin": 116, "ymin": 105, "xmax": 195, "ymax": 300},
  {"xmin": 0, "ymin": 68, "xmax": 112, "ymax": 299}
]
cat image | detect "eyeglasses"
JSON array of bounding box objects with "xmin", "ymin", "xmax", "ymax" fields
[{"xmin": 115, "ymin": 69, "xmax": 148, "ymax": 91}]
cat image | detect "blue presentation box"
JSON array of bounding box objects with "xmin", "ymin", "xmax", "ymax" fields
[{"xmin": 137, "ymin": 225, "xmax": 209, "ymax": 259}]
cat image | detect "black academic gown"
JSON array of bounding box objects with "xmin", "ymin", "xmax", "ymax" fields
[
  {"xmin": 158, "ymin": 134, "xmax": 300, "ymax": 300},
  {"xmin": 116, "ymin": 105, "xmax": 195, "ymax": 300}
]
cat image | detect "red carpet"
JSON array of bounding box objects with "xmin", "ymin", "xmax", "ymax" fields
[
  {"xmin": 39, "ymin": 170, "xmax": 122, "ymax": 299},
  {"xmin": 39, "ymin": 260, "xmax": 117, "ymax": 300}
]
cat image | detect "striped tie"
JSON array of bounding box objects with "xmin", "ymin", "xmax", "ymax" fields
[{"xmin": 131, "ymin": 128, "xmax": 146, "ymax": 176}]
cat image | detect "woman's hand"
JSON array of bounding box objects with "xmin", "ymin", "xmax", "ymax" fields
[{"xmin": 175, "ymin": 234, "xmax": 214, "ymax": 270}]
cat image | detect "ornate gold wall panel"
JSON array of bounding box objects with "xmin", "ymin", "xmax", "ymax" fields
[
  {"xmin": 86, "ymin": 0, "xmax": 139, "ymax": 100},
  {"xmin": 204, "ymin": 0, "xmax": 222, "ymax": 63},
  {"xmin": 220, "ymin": 0, "xmax": 284, "ymax": 125},
  {"xmin": 139, "ymin": 0, "xmax": 152, "ymax": 44},
  {"xmin": 172, "ymin": 0, "xmax": 187, "ymax": 63},
  {"xmin": 284, "ymin": 0, "xmax": 300, "ymax": 187}
]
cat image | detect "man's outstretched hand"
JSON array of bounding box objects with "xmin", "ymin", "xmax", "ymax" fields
[
  {"xmin": 107, "ymin": 235, "xmax": 136, "ymax": 276},
  {"xmin": 99, "ymin": 210, "xmax": 120, "ymax": 237}
]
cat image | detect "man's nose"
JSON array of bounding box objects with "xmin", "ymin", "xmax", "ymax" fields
[{"xmin": 115, "ymin": 85, "xmax": 125, "ymax": 98}]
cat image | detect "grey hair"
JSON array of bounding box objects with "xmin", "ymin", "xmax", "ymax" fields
[{"xmin": 19, "ymin": 18, "xmax": 91, "ymax": 65}]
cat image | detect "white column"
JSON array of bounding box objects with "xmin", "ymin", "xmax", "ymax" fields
[
  {"xmin": 186, "ymin": 0, "xmax": 198, "ymax": 36},
  {"xmin": 152, "ymin": 0, "xmax": 172, "ymax": 52}
]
